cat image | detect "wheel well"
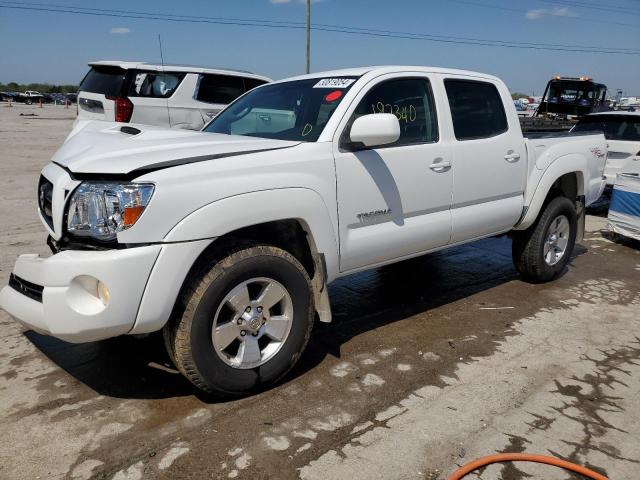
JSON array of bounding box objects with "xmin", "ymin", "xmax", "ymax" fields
[
  {"xmin": 546, "ymin": 172, "xmax": 581, "ymax": 204},
  {"xmin": 205, "ymin": 219, "xmax": 316, "ymax": 279}
]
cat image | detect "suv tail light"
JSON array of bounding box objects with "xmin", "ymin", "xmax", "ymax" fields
[{"xmin": 106, "ymin": 96, "xmax": 133, "ymax": 123}]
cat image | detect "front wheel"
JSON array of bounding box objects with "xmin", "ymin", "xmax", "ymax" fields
[
  {"xmin": 165, "ymin": 244, "xmax": 314, "ymax": 396},
  {"xmin": 512, "ymin": 196, "xmax": 577, "ymax": 283}
]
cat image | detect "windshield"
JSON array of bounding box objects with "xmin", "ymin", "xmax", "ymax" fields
[
  {"xmin": 546, "ymin": 80, "xmax": 600, "ymax": 106},
  {"xmin": 203, "ymin": 77, "xmax": 359, "ymax": 141},
  {"xmin": 572, "ymin": 115, "xmax": 640, "ymax": 141}
]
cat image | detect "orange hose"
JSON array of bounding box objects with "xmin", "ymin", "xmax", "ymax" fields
[{"xmin": 448, "ymin": 453, "xmax": 608, "ymax": 480}]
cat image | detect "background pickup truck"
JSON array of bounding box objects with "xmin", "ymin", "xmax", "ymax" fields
[
  {"xmin": 0, "ymin": 66, "xmax": 606, "ymax": 396},
  {"xmin": 18, "ymin": 90, "xmax": 45, "ymax": 104}
]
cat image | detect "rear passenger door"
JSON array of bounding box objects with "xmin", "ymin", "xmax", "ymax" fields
[
  {"xmin": 128, "ymin": 70, "xmax": 186, "ymax": 127},
  {"xmin": 444, "ymin": 78, "xmax": 526, "ymax": 243}
]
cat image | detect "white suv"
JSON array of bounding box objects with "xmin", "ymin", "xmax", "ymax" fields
[
  {"xmin": 571, "ymin": 111, "xmax": 640, "ymax": 185},
  {"xmin": 76, "ymin": 61, "xmax": 271, "ymax": 130}
]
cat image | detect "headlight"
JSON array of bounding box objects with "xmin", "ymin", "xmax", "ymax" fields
[{"xmin": 66, "ymin": 182, "xmax": 155, "ymax": 241}]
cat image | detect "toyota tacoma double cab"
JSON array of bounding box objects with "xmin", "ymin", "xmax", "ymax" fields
[{"xmin": 0, "ymin": 66, "xmax": 607, "ymax": 396}]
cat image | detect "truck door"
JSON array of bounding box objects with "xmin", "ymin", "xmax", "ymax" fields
[
  {"xmin": 443, "ymin": 78, "xmax": 526, "ymax": 243},
  {"xmin": 334, "ymin": 74, "xmax": 453, "ymax": 272}
]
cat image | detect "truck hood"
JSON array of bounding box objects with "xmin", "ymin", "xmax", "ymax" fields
[{"xmin": 53, "ymin": 121, "xmax": 300, "ymax": 175}]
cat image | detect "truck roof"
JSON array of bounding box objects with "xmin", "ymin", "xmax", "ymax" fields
[
  {"xmin": 87, "ymin": 61, "xmax": 272, "ymax": 82},
  {"xmin": 276, "ymin": 65, "xmax": 503, "ymax": 84}
]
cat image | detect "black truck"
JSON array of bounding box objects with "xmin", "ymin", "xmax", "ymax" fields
[{"xmin": 520, "ymin": 76, "xmax": 608, "ymax": 133}]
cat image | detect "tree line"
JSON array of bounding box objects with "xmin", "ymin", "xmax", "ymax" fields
[{"xmin": 0, "ymin": 82, "xmax": 78, "ymax": 93}]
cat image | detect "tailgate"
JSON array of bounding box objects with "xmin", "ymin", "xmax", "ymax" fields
[
  {"xmin": 604, "ymin": 139, "xmax": 640, "ymax": 183},
  {"xmin": 77, "ymin": 65, "xmax": 128, "ymax": 122},
  {"xmin": 78, "ymin": 92, "xmax": 115, "ymax": 122}
]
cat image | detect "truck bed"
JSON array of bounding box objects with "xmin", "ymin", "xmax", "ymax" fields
[
  {"xmin": 523, "ymin": 130, "xmax": 597, "ymax": 139},
  {"xmin": 519, "ymin": 116, "xmax": 575, "ymax": 134}
]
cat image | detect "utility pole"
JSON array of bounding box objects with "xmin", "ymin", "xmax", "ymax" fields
[{"xmin": 306, "ymin": 0, "xmax": 311, "ymax": 74}]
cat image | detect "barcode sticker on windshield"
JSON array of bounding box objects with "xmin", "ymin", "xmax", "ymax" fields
[{"xmin": 313, "ymin": 78, "xmax": 356, "ymax": 89}]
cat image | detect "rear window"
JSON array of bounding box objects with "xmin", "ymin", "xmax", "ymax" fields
[
  {"xmin": 546, "ymin": 80, "xmax": 604, "ymax": 104},
  {"xmin": 572, "ymin": 115, "xmax": 640, "ymax": 141},
  {"xmin": 79, "ymin": 66, "xmax": 127, "ymax": 96},
  {"xmin": 244, "ymin": 77, "xmax": 268, "ymax": 92},
  {"xmin": 196, "ymin": 74, "xmax": 268, "ymax": 104},
  {"xmin": 128, "ymin": 71, "xmax": 186, "ymax": 98},
  {"xmin": 445, "ymin": 79, "xmax": 508, "ymax": 140}
]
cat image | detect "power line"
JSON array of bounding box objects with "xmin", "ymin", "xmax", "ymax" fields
[
  {"xmin": 33, "ymin": 0, "xmax": 631, "ymax": 53},
  {"xmin": 448, "ymin": 0, "xmax": 639, "ymax": 28},
  {"xmin": 0, "ymin": 2, "xmax": 639, "ymax": 55},
  {"xmin": 536, "ymin": 0, "xmax": 640, "ymax": 15},
  {"xmin": 312, "ymin": 22, "xmax": 640, "ymax": 52},
  {"xmin": 1, "ymin": 1, "xmax": 307, "ymax": 27}
]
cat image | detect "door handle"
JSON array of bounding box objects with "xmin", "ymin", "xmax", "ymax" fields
[
  {"xmin": 429, "ymin": 158, "xmax": 451, "ymax": 172},
  {"xmin": 504, "ymin": 151, "xmax": 521, "ymax": 162}
]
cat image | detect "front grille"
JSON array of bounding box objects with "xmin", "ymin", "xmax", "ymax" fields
[
  {"xmin": 8, "ymin": 273, "xmax": 44, "ymax": 303},
  {"xmin": 38, "ymin": 175, "xmax": 54, "ymax": 230}
]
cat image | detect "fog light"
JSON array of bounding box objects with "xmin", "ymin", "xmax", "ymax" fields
[{"xmin": 97, "ymin": 281, "xmax": 110, "ymax": 306}]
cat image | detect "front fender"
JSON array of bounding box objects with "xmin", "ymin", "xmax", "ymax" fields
[
  {"xmin": 515, "ymin": 154, "xmax": 588, "ymax": 230},
  {"xmin": 163, "ymin": 188, "xmax": 340, "ymax": 280}
]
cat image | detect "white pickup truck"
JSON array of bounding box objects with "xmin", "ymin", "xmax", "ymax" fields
[
  {"xmin": 0, "ymin": 66, "xmax": 606, "ymax": 396},
  {"xmin": 18, "ymin": 90, "xmax": 45, "ymax": 104}
]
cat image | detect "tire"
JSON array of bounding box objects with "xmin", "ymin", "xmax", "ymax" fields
[
  {"xmin": 512, "ymin": 196, "xmax": 577, "ymax": 283},
  {"xmin": 165, "ymin": 243, "xmax": 314, "ymax": 396}
]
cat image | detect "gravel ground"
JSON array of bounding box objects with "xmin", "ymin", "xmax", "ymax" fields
[{"xmin": 1, "ymin": 103, "xmax": 639, "ymax": 480}]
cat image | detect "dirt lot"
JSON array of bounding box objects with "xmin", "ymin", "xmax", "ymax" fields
[{"xmin": 1, "ymin": 103, "xmax": 639, "ymax": 480}]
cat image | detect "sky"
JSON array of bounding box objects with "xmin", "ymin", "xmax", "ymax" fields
[{"xmin": 0, "ymin": 0, "xmax": 639, "ymax": 95}]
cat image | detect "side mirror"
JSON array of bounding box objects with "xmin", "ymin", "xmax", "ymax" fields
[{"xmin": 349, "ymin": 113, "xmax": 400, "ymax": 149}]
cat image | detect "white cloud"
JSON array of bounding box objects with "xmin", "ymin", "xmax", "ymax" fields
[
  {"xmin": 110, "ymin": 27, "xmax": 131, "ymax": 34},
  {"xmin": 526, "ymin": 7, "xmax": 576, "ymax": 20}
]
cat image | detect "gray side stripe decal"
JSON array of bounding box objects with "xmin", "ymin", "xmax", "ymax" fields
[{"xmin": 347, "ymin": 192, "xmax": 523, "ymax": 229}]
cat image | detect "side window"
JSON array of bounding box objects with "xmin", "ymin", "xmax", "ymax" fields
[
  {"xmin": 444, "ymin": 79, "xmax": 508, "ymax": 140},
  {"xmin": 243, "ymin": 77, "xmax": 268, "ymax": 92},
  {"xmin": 349, "ymin": 78, "xmax": 438, "ymax": 146},
  {"xmin": 128, "ymin": 71, "xmax": 185, "ymax": 98},
  {"xmin": 196, "ymin": 74, "xmax": 245, "ymax": 104}
]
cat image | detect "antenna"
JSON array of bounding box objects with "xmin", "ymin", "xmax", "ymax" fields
[{"xmin": 158, "ymin": 33, "xmax": 172, "ymax": 127}]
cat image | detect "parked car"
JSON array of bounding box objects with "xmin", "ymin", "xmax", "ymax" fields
[
  {"xmin": 0, "ymin": 66, "xmax": 607, "ymax": 396},
  {"xmin": 514, "ymin": 99, "xmax": 527, "ymax": 112},
  {"xmin": 0, "ymin": 91, "xmax": 17, "ymax": 101},
  {"xmin": 572, "ymin": 111, "xmax": 640, "ymax": 185},
  {"xmin": 76, "ymin": 61, "xmax": 271, "ymax": 130},
  {"xmin": 18, "ymin": 90, "xmax": 45, "ymax": 104},
  {"xmin": 50, "ymin": 93, "xmax": 68, "ymax": 105}
]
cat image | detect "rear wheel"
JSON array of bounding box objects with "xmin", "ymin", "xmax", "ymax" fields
[
  {"xmin": 512, "ymin": 196, "xmax": 577, "ymax": 282},
  {"xmin": 165, "ymin": 244, "xmax": 314, "ymax": 396}
]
